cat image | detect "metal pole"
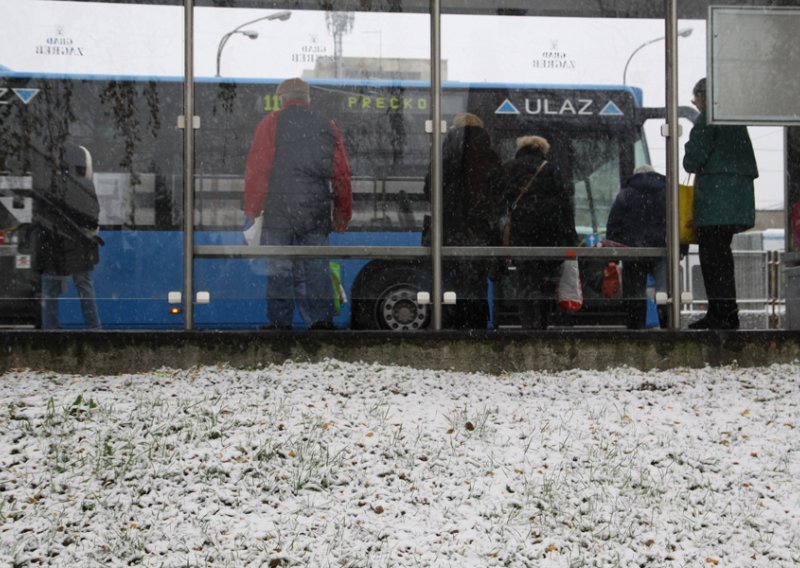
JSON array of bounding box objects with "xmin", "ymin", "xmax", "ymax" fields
[
  {"xmin": 430, "ymin": 0, "xmax": 443, "ymax": 330},
  {"xmin": 183, "ymin": 0, "xmax": 195, "ymax": 329},
  {"xmin": 665, "ymin": 0, "xmax": 681, "ymax": 329},
  {"xmin": 769, "ymin": 250, "xmax": 779, "ymax": 329},
  {"xmin": 215, "ymin": 32, "xmax": 233, "ymax": 77}
]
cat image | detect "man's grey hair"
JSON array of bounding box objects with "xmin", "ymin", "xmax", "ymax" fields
[{"xmin": 633, "ymin": 164, "xmax": 655, "ymax": 175}]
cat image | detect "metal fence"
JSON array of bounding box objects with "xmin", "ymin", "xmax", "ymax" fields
[{"xmin": 682, "ymin": 249, "xmax": 783, "ymax": 329}]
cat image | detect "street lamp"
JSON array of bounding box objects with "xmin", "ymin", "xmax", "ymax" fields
[
  {"xmin": 215, "ymin": 10, "xmax": 292, "ymax": 77},
  {"xmin": 622, "ymin": 28, "xmax": 692, "ymax": 87}
]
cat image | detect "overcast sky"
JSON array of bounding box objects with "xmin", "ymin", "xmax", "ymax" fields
[{"xmin": 1, "ymin": 2, "xmax": 785, "ymax": 209}]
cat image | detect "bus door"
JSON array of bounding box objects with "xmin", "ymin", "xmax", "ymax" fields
[{"xmin": 483, "ymin": 91, "xmax": 646, "ymax": 327}]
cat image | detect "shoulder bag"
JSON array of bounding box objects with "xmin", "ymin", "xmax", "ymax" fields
[
  {"xmin": 500, "ymin": 160, "xmax": 548, "ymax": 246},
  {"xmin": 679, "ymin": 174, "xmax": 697, "ymax": 245}
]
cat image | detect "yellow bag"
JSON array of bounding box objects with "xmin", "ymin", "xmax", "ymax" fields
[{"xmin": 679, "ymin": 176, "xmax": 697, "ymax": 245}]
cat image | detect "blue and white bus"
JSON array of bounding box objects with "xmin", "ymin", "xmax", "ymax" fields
[{"xmin": 0, "ymin": 72, "xmax": 667, "ymax": 329}]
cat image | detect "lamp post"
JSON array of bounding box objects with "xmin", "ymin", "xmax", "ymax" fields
[
  {"xmin": 622, "ymin": 27, "xmax": 692, "ymax": 87},
  {"xmin": 215, "ymin": 10, "xmax": 291, "ymax": 77}
]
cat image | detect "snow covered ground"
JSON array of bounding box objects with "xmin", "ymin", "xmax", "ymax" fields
[{"xmin": 1, "ymin": 360, "xmax": 799, "ymax": 567}]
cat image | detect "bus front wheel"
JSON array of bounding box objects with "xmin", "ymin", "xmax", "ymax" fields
[
  {"xmin": 351, "ymin": 264, "xmax": 431, "ymax": 331},
  {"xmin": 375, "ymin": 282, "xmax": 429, "ymax": 331}
]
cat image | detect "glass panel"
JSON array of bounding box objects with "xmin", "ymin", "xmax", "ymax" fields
[
  {"xmin": 193, "ymin": 5, "xmax": 432, "ymax": 330},
  {"xmin": 0, "ymin": 0, "xmax": 185, "ymax": 330},
  {"xmin": 679, "ymin": 12, "xmax": 787, "ymax": 330},
  {"xmin": 442, "ymin": 8, "xmax": 671, "ymax": 329}
]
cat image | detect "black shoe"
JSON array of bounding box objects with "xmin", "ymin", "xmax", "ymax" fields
[
  {"xmin": 688, "ymin": 314, "xmax": 739, "ymax": 330},
  {"xmin": 309, "ymin": 321, "xmax": 337, "ymax": 330},
  {"xmin": 261, "ymin": 324, "xmax": 292, "ymax": 331},
  {"xmin": 688, "ymin": 315, "xmax": 713, "ymax": 330}
]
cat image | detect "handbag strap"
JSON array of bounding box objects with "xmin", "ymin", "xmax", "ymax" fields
[{"xmin": 509, "ymin": 160, "xmax": 548, "ymax": 211}]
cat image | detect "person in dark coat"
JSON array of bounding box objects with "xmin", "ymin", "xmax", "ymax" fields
[
  {"xmin": 606, "ymin": 164, "xmax": 667, "ymax": 329},
  {"xmin": 242, "ymin": 78, "xmax": 352, "ymax": 330},
  {"xmin": 683, "ymin": 77, "xmax": 758, "ymax": 330},
  {"xmin": 495, "ymin": 135, "xmax": 578, "ymax": 329},
  {"xmin": 422, "ymin": 112, "xmax": 502, "ymax": 329},
  {"xmin": 32, "ymin": 142, "xmax": 102, "ymax": 330}
]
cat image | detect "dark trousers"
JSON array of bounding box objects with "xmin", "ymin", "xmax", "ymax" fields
[
  {"xmin": 264, "ymin": 229, "xmax": 333, "ymax": 327},
  {"xmin": 442, "ymin": 260, "xmax": 489, "ymax": 329},
  {"xmin": 621, "ymin": 260, "xmax": 669, "ymax": 329},
  {"xmin": 697, "ymin": 225, "xmax": 739, "ymax": 319},
  {"xmin": 622, "ymin": 261, "xmax": 653, "ymax": 329},
  {"xmin": 515, "ymin": 261, "xmax": 560, "ymax": 330}
]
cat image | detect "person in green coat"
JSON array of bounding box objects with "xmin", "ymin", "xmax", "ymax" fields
[{"xmin": 683, "ymin": 78, "xmax": 758, "ymax": 330}]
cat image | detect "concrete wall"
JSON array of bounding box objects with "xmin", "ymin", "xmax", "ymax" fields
[{"xmin": 2, "ymin": 330, "xmax": 800, "ymax": 375}]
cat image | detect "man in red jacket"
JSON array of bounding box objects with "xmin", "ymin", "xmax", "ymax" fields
[{"xmin": 243, "ymin": 78, "xmax": 352, "ymax": 330}]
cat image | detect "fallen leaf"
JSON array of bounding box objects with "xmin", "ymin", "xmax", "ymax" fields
[
  {"xmin": 705, "ymin": 558, "xmax": 719, "ymax": 565},
  {"xmin": 545, "ymin": 543, "xmax": 558, "ymax": 553}
]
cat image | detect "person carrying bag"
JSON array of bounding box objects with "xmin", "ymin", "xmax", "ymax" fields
[
  {"xmin": 500, "ymin": 160, "xmax": 548, "ymax": 247},
  {"xmin": 494, "ymin": 135, "xmax": 578, "ymax": 329}
]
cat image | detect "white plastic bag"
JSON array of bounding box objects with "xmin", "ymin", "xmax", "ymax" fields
[
  {"xmin": 558, "ymin": 255, "xmax": 583, "ymax": 312},
  {"xmin": 243, "ymin": 215, "xmax": 263, "ymax": 246}
]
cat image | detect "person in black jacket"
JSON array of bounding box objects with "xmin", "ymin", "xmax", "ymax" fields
[
  {"xmin": 606, "ymin": 164, "xmax": 667, "ymax": 329},
  {"xmin": 495, "ymin": 135, "xmax": 578, "ymax": 329},
  {"xmin": 32, "ymin": 142, "xmax": 102, "ymax": 330},
  {"xmin": 423, "ymin": 112, "xmax": 502, "ymax": 329}
]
